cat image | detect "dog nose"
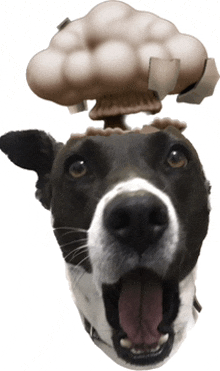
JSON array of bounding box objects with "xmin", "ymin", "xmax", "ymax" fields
[{"xmin": 103, "ymin": 193, "xmax": 168, "ymax": 255}]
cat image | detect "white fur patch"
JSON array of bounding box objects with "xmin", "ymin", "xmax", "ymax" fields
[
  {"xmin": 88, "ymin": 177, "xmax": 179, "ymax": 292},
  {"xmin": 66, "ymin": 264, "xmax": 113, "ymax": 347}
]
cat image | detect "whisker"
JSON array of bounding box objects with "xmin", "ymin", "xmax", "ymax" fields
[
  {"xmin": 77, "ymin": 255, "xmax": 90, "ymax": 266},
  {"xmin": 68, "ymin": 248, "xmax": 88, "ymax": 263},
  {"xmin": 64, "ymin": 244, "xmax": 88, "ymax": 260},
  {"xmin": 71, "ymin": 270, "xmax": 86, "ymax": 291},
  {"xmin": 62, "ymin": 230, "xmax": 88, "ymax": 237},
  {"xmin": 68, "ymin": 251, "xmax": 90, "ymax": 270},
  {"xmin": 53, "ymin": 226, "xmax": 87, "ymax": 234},
  {"xmin": 60, "ymin": 238, "xmax": 87, "ymax": 249}
]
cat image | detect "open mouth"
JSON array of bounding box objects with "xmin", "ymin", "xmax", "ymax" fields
[{"xmin": 102, "ymin": 268, "xmax": 180, "ymax": 366}]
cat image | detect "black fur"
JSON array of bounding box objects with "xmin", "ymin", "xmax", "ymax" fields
[{"xmin": 0, "ymin": 130, "xmax": 62, "ymax": 209}]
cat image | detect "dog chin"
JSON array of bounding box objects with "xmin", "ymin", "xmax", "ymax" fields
[{"xmin": 66, "ymin": 263, "xmax": 198, "ymax": 369}]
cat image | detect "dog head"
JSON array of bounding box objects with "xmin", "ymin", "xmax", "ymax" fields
[{"xmin": 0, "ymin": 119, "xmax": 210, "ymax": 369}]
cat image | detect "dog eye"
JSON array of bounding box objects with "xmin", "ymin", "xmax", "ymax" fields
[
  {"xmin": 69, "ymin": 160, "xmax": 87, "ymax": 178},
  {"xmin": 167, "ymin": 150, "xmax": 188, "ymax": 168}
]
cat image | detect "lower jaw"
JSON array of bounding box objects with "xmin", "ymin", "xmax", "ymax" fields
[{"xmin": 112, "ymin": 328, "xmax": 174, "ymax": 366}]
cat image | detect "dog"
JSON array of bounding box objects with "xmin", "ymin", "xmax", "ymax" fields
[{"xmin": 0, "ymin": 119, "xmax": 210, "ymax": 369}]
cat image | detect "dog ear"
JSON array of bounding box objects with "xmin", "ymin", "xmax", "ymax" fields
[{"xmin": 0, "ymin": 130, "xmax": 62, "ymax": 209}]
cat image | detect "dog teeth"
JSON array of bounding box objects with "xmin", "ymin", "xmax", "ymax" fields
[
  {"xmin": 158, "ymin": 333, "xmax": 169, "ymax": 346},
  {"xmin": 130, "ymin": 345, "xmax": 160, "ymax": 355},
  {"xmin": 120, "ymin": 338, "xmax": 132, "ymax": 349},
  {"xmin": 120, "ymin": 334, "xmax": 169, "ymax": 355},
  {"xmin": 131, "ymin": 348, "xmax": 144, "ymax": 355},
  {"xmin": 149, "ymin": 345, "xmax": 160, "ymax": 353}
]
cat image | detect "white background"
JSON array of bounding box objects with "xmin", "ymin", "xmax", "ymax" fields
[{"xmin": 0, "ymin": 0, "xmax": 219, "ymax": 370}]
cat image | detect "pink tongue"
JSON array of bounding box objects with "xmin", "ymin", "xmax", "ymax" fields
[{"xmin": 119, "ymin": 271, "xmax": 163, "ymax": 346}]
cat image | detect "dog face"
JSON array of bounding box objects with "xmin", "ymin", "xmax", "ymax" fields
[{"xmin": 0, "ymin": 123, "xmax": 210, "ymax": 369}]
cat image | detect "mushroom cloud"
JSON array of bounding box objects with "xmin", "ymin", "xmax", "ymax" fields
[{"xmin": 26, "ymin": 1, "xmax": 219, "ymax": 120}]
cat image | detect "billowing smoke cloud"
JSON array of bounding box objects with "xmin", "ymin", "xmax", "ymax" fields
[{"xmin": 26, "ymin": 1, "xmax": 218, "ymax": 119}]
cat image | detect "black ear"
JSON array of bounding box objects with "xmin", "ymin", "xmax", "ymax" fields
[{"xmin": 0, "ymin": 130, "xmax": 62, "ymax": 209}]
